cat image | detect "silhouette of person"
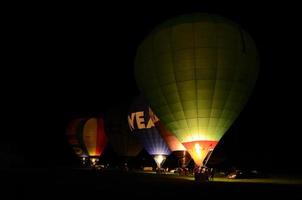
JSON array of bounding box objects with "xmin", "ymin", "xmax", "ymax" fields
[
  {"xmin": 194, "ymin": 166, "xmax": 201, "ymax": 181},
  {"xmin": 209, "ymin": 168, "xmax": 215, "ymax": 181}
]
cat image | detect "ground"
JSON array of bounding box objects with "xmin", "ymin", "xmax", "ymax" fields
[{"xmin": 2, "ymin": 168, "xmax": 302, "ymax": 199}]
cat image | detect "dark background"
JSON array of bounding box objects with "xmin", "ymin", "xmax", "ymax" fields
[{"xmin": 2, "ymin": 2, "xmax": 301, "ymax": 172}]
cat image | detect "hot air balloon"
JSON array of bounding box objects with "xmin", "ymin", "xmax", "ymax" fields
[
  {"xmin": 135, "ymin": 14, "xmax": 259, "ymax": 167},
  {"xmin": 105, "ymin": 105, "xmax": 143, "ymax": 169},
  {"xmin": 66, "ymin": 118, "xmax": 108, "ymax": 166},
  {"xmin": 66, "ymin": 119, "xmax": 88, "ymax": 161},
  {"xmin": 128, "ymin": 95, "xmax": 171, "ymax": 169},
  {"xmin": 149, "ymin": 108, "xmax": 191, "ymax": 169}
]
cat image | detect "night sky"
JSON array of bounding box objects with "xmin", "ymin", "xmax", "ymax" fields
[{"xmin": 3, "ymin": 2, "xmax": 301, "ymax": 172}]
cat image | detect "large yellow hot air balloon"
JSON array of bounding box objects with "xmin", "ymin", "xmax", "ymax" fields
[{"xmin": 135, "ymin": 14, "xmax": 259, "ymax": 167}]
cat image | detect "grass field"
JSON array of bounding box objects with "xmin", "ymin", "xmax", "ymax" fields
[
  {"xmin": 2, "ymin": 168, "xmax": 302, "ymax": 199},
  {"xmin": 137, "ymin": 170, "xmax": 302, "ymax": 185}
]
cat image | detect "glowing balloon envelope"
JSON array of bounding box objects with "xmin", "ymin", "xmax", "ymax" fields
[
  {"xmin": 66, "ymin": 118, "xmax": 108, "ymax": 165},
  {"xmin": 128, "ymin": 95, "xmax": 171, "ymax": 168},
  {"xmin": 135, "ymin": 14, "xmax": 259, "ymax": 166},
  {"xmin": 149, "ymin": 109, "xmax": 191, "ymax": 168}
]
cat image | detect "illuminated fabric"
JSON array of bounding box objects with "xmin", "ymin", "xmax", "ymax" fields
[
  {"xmin": 66, "ymin": 118, "xmax": 108, "ymax": 158},
  {"xmin": 155, "ymin": 121, "xmax": 186, "ymax": 152},
  {"xmin": 135, "ymin": 14, "xmax": 258, "ymax": 166},
  {"xmin": 182, "ymin": 140, "xmax": 218, "ymax": 166},
  {"xmin": 150, "ymin": 108, "xmax": 191, "ymax": 167},
  {"xmin": 128, "ymin": 95, "xmax": 171, "ymax": 156}
]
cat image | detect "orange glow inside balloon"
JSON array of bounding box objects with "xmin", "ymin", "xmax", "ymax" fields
[{"xmin": 182, "ymin": 140, "xmax": 218, "ymax": 167}]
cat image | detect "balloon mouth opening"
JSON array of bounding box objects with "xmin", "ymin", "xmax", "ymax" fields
[
  {"xmin": 153, "ymin": 155, "xmax": 167, "ymax": 168},
  {"xmin": 182, "ymin": 140, "xmax": 218, "ymax": 167},
  {"xmin": 89, "ymin": 157, "xmax": 99, "ymax": 166}
]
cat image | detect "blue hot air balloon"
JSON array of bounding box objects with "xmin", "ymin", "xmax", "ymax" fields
[{"xmin": 128, "ymin": 95, "xmax": 171, "ymax": 169}]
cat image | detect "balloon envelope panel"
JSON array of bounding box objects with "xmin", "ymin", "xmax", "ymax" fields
[
  {"xmin": 83, "ymin": 118, "xmax": 107, "ymax": 157},
  {"xmin": 155, "ymin": 121, "xmax": 186, "ymax": 152}
]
